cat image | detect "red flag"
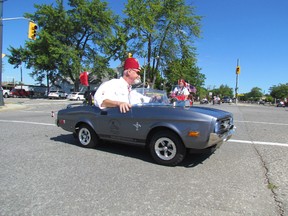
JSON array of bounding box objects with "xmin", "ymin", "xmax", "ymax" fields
[{"xmin": 79, "ymin": 72, "xmax": 89, "ymax": 86}]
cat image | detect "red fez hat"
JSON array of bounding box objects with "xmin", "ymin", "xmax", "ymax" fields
[{"xmin": 124, "ymin": 58, "xmax": 140, "ymax": 70}]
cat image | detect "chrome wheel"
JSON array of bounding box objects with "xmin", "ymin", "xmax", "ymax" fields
[
  {"xmin": 154, "ymin": 137, "xmax": 177, "ymax": 160},
  {"xmin": 149, "ymin": 130, "xmax": 186, "ymax": 166},
  {"xmin": 78, "ymin": 127, "xmax": 91, "ymax": 146},
  {"xmin": 77, "ymin": 124, "xmax": 99, "ymax": 148}
]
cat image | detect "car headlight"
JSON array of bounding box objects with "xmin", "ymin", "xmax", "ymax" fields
[{"xmin": 214, "ymin": 121, "xmax": 220, "ymax": 134}]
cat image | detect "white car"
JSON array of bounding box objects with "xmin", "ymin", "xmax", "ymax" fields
[
  {"xmin": 1, "ymin": 86, "xmax": 10, "ymax": 98},
  {"xmin": 48, "ymin": 90, "xmax": 67, "ymax": 99},
  {"xmin": 67, "ymin": 92, "xmax": 85, "ymax": 101}
]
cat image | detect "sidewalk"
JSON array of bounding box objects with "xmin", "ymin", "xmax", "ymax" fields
[{"xmin": 0, "ymin": 103, "xmax": 27, "ymax": 112}]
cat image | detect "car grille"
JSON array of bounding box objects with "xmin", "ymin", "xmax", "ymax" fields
[{"xmin": 215, "ymin": 117, "xmax": 233, "ymax": 134}]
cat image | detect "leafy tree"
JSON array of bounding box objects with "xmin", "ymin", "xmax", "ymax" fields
[
  {"xmin": 208, "ymin": 84, "xmax": 233, "ymax": 98},
  {"xmin": 218, "ymin": 85, "xmax": 233, "ymax": 97},
  {"xmin": 244, "ymin": 87, "xmax": 263, "ymax": 101},
  {"xmin": 264, "ymin": 94, "xmax": 273, "ymax": 103},
  {"xmin": 122, "ymin": 0, "xmax": 203, "ymax": 89},
  {"xmin": 269, "ymin": 83, "xmax": 288, "ymax": 100},
  {"xmin": 8, "ymin": 0, "xmax": 118, "ymax": 91},
  {"xmin": 250, "ymin": 87, "xmax": 263, "ymax": 98},
  {"xmin": 197, "ymin": 86, "xmax": 209, "ymax": 100},
  {"xmin": 7, "ymin": 0, "xmax": 205, "ymax": 93}
]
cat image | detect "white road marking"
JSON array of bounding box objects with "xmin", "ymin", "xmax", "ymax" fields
[
  {"xmin": 19, "ymin": 110, "xmax": 51, "ymax": 113},
  {"xmin": 1, "ymin": 119, "xmax": 288, "ymax": 147},
  {"xmin": 235, "ymin": 120, "xmax": 288, "ymax": 126},
  {"xmin": 228, "ymin": 139, "xmax": 288, "ymax": 147},
  {"xmin": 0, "ymin": 119, "xmax": 55, "ymax": 126}
]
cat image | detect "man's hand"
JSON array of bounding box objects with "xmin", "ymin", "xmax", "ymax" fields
[
  {"xmin": 149, "ymin": 95, "xmax": 162, "ymax": 103},
  {"xmin": 118, "ymin": 102, "xmax": 132, "ymax": 113},
  {"xmin": 101, "ymin": 99, "xmax": 131, "ymax": 113}
]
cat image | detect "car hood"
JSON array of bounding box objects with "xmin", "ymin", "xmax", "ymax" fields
[
  {"xmin": 133, "ymin": 103, "xmax": 232, "ymax": 120},
  {"xmin": 188, "ymin": 106, "xmax": 232, "ymax": 119}
]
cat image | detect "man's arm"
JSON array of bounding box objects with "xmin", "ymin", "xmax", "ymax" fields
[{"xmin": 101, "ymin": 99, "xmax": 132, "ymax": 113}]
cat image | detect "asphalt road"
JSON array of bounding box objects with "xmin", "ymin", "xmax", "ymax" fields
[{"xmin": 0, "ymin": 98, "xmax": 287, "ymax": 216}]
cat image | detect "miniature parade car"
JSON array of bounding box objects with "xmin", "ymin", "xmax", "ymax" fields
[{"xmin": 56, "ymin": 88, "xmax": 235, "ymax": 166}]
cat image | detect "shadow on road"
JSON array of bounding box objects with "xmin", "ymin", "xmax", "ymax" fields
[{"xmin": 51, "ymin": 134, "xmax": 214, "ymax": 168}]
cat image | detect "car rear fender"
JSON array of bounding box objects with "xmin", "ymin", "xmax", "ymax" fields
[{"xmin": 74, "ymin": 118, "xmax": 97, "ymax": 134}]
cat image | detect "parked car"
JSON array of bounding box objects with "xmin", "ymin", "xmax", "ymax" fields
[
  {"xmin": 67, "ymin": 92, "xmax": 85, "ymax": 101},
  {"xmin": 222, "ymin": 96, "xmax": 232, "ymax": 103},
  {"xmin": 9, "ymin": 88, "xmax": 33, "ymax": 98},
  {"xmin": 276, "ymin": 101, "xmax": 285, "ymax": 107},
  {"xmin": 56, "ymin": 88, "xmax": 235, "ymax": 166},
  {"xmin": 200, "ymin": 98, "xmax": 209, "ymax": 104},
  {"xmin": 1, "ymin": 86, "xmax": 10, "ymax": 98},
  {"xmin": 48, "ymin": 90, "xmax": 67, "ymax": 99}
]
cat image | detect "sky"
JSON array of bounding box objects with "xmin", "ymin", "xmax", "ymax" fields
[{"xmin": 1, "ymin": 0, "xmax": 287, "ymax": 94}]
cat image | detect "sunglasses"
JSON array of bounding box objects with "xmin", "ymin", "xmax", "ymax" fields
[{"xmin": 131, "ymin": 69, "xmax": 141, "ymax": 75}]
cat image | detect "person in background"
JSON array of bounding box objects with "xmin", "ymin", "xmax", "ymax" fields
[
  {"xmin": 173, "ymin": 79, "xmax": 190, "ymax": 100},
  {"xmin": 94, "ymin": 56, "xmax": 142, "ymax": 113}
]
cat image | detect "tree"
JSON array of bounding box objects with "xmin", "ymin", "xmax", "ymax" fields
[
  {"xmin": 7, "ymin": 0, "xmax": 205, "ymax": 93},
  {"xmin": 197, "ymin": 86, "xmax": 209, "ymax": 100},
  {"xmin": 8, "ymin": 0, "xmax": 118, "ymax": 91},
  {"xmin": 208, "ymin": 84, "xmax": 233, "ymax": 99},
  {"xmin": 264, "ymin": 94, "xmax": 273, "ymax": 103},
  {"xmin": 245, "ymin": 87, "xmax": 263, "ymax": 102},
  {"xmin": 122, "ymin": 0, "xmax": 203, "ymax": 89},
  {"xmin": 217, "ymin": 85, "xmax": 233, "ymax": 97},
  {"xmin": 269, "ymin": 83, "xmax": 288, "ymax": 100}
]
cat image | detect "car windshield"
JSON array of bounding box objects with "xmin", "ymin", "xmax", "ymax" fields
[{"xmin": 131, "ymin": 88, "xmax": 170, "ymax": 106}]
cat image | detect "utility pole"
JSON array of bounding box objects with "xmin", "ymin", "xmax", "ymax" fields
[
  {"xmin": 0, "ymin": 0, "xmax": 32, "ymax": 106},
  {"xmin": 0, "ymin": 0, "xmax": 4, "ymax": 106},
  {"xmin": 235, "ymin": 59, "xmax": 240, "ymax": 104}
]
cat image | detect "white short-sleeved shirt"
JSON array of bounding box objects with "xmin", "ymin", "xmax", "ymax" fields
[
  {"xmin": 173, "ymin": 86, "xmax": 189, "ymax": 96},
  {"xmin": 94, "ymin": 77, "xmax": 151, "ymax": 109},
  {"xmin": 94, "ymin": 77, "xmax": 130, "ymax": 108}
]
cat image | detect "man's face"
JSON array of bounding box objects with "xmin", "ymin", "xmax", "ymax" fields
[{"xmin": 130, "ymin": 69, "xmax": 141, "ymax": 84}]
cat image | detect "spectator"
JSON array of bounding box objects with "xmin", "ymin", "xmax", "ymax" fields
[{"xmin": 173, "ymin": 79, "xmax": 190, "ymax": 100}]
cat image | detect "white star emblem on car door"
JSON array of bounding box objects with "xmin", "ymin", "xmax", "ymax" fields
[{"xmin": 133, "ymin": 122, "xmax": 141, "ymax": 131}]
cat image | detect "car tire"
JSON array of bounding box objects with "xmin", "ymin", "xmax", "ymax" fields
[
  {"xmin": 77, "ymin": 124, "xmax": 99, "ymax": 148},
  {"xmin": 149, "ymin": 130, "xmax": 186, "ymax": 166}
]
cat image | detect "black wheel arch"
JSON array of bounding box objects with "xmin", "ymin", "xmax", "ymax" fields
[
  {"xmin": 145, "ymin": 126, "xmax": 184, "ymax": 148},
  {"xmin": 74, "ymin": 121, "xmax": 101, "ymax": 148},
  {"xmin": 75, "ymin": 121, "xmax": 97, "ymax": 135}
]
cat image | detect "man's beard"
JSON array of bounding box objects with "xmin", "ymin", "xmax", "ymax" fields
[{"xmin": 134, "ymin": 78, "xmax": 141, "ymax": 85}]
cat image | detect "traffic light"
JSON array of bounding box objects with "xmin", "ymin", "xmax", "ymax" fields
[
  {"xmin": 28, "ymin": 21, "xmax": 38, "ymax": 40},
  {"xmin": 236, "ymin": 66, "xmax": 240, "ymax": 74}
]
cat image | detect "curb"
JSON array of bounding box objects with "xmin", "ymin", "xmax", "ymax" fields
[{"xmin": 0, "ymin": 104, "xmax": 27, "ymax": 112}]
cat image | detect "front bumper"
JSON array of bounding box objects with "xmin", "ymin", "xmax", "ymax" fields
[{"xmin": 207, "ymin": 125, "xmax": 235, "ymax": 147}]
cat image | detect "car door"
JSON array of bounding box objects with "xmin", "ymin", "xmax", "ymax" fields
[{"xmin": 96, "ymin": 108, "xmax": 139, "ymax": 143}]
